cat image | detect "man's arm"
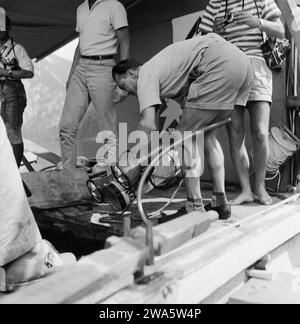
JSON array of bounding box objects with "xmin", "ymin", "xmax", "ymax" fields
[
  {"xmin": 234, "ymin": 14, "xmax": 284, "ymax": 38},
  {"xmin": 139, "ymin": 106, "xmax": 157, "ymax": 134},
  {"xmin": 116, "ymin": 27, "xmax": 130, "ymax": 61},
  {"xmin": 134, "ymin": 106, "xmax": 158, "ymax": 166},
  {"xmin": 66, "ymin": 43, "xmax": 81, "ymax": 89},
  {"xmin": 0, "ymin": 68, "xmax": 33, "ymax": 79}
]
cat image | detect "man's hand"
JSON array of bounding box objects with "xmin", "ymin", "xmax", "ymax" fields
[
  {"xmin": 0, "ymin": 68, "xmax": 8, "ymax": 77},
  {"xmin": 214, "ymin": 18, "xmax": 226, "ymax": 33},
  {"xmin": 233, "ymin": 12, "xmax": 260, "ymax": 28},
  {"xmin": 113, "ymin": 86, "xmax": 129, "ymax": 103}
]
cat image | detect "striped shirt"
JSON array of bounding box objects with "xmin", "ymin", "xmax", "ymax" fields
[{"xmin": 199, "ymin": 0, "xmax": 281, "ymax": 59}]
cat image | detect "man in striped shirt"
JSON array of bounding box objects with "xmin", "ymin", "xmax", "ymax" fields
[{"xmin": 199, "ymin": 0, "xmax": 284, "ymax": 206}]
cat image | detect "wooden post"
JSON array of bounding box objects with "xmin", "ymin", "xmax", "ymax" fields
[
  {"xmin": 276, "ymin": 0, "xmax": 300, "ymax": 49},
  {"xmin": 22, "ymin": 169, "xmax": 91, "ymax": 210}
]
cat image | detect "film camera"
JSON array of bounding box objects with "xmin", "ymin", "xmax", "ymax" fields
[
  {"xmin": 261, "ymin": 37, "xmax": 291, "ymax": 71},
  {"xmin": 224, "ymin": 11, "xmax": 235, "ymax": 26}
]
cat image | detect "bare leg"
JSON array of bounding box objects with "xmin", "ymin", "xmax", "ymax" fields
[
  {"xmin": 227, "ymin": 106, "xmax": 254, "ymax": 205},
  {"xmin": 204, "ymin": 129, "xmax": 226, "ymax": 193},
  {"xmin": 183, "ymin": 136, "xmax": 205, "ymax": 212},
  {"xmin": 248, "ymin": 101, "xmax": 273, "ymax": 205}
]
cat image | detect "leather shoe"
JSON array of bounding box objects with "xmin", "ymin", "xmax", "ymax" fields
[
  {"xmin": 158, "ymin": 206, "xmax": 188, "ymax": 224},
  {"xmin": 205, "ymin": 203, "xmax": 231, "ymax": 220}
]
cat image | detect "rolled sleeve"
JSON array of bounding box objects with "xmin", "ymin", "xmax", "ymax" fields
[
  {"xmin": 111, "ymin": 2, "xmax": 128, "ymax": 30},
  {"xmin": 15, "ymin": 45, "xmax": 34, "ymax": 73},
  {"xmin": 137, "ymin": 71, "xmax": 162, "ymax": 113}
]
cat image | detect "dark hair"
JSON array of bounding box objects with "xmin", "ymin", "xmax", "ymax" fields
[
  {"xmin": 6, "ymin": 15, "xmax": 12, "ymax": 31},
  {"xmin": 112, "ymin": 59, "xmax": 142, "ymax": 80}
]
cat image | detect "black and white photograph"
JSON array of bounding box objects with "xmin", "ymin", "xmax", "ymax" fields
[{"xmin": 0, "ymin": 0, "xmax": 300, "ymax": 307}]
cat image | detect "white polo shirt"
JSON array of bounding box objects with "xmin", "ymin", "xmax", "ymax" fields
[{"xmin": 76, "ymin": 0, "xmax": 128, "ymax": 56}]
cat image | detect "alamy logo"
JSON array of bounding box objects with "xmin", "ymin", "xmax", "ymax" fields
[{"xmin": 95, "ymin": 123, "xmax": 205, "ymax": 178}]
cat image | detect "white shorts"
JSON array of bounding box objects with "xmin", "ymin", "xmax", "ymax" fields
[{"xmin": 248, "ymin": 57, "xmax": 273, "ymax": 103}]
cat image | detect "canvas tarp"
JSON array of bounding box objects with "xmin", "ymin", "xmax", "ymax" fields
[{"xmin": 0, "ymin": 0, "xmax": 136, "ymax": 60}]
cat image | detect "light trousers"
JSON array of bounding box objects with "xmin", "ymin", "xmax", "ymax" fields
[{"xmin": 60, "ymin": 58, "xmax": 117, "ymax": 168}]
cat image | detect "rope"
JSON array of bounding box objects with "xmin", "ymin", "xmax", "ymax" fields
[
  {"xmin": 262, "ymin": 126, "xmax": 299, "ymax": 192},
  {"xmin": 267, "ymin": 127, "xmax": 298, "ymax": 174}
]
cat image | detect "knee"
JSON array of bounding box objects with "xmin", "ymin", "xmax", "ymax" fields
[
  {"xmin": 252, "ymin": 128, "xmax": 269, "ymax": 145},
  {"xmin": 227, "ymin": 124, "xmax": 244, "ymax": 146},
  {"xmin": 59, "ymin": 115, "xmax": 78, "ymax": 138}
]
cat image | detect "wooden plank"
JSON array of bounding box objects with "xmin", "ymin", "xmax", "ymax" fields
[
  {"xmin": 103, "ymin": 270, "xmax": 182, "ymax": 304},
  {"xmin": 0, "ymin": 237, "xmax": 148, "ymax": 304},
  {"xmin": 104, "ymin": 202, "xmax": 300, "ymax": 304},
  {"xmin": 229, "ymin": 274, "xmax": 300, "ymax": 304},
  {"xmin": 123, "ymin": 211, "xmax": 218, "ymax": 256},
  {"xmin": 287, "ymin": 96, "xmax": 300, "ymax": 108},
  {"xmin": 23, "ymin": 138, "xmax": 61, "ymax": 165},
  {"xmin": 22, "ymin": 169, "xmax": 91, "ymax": 210},
  {"xmin": 276, "ymin": 0, "xmax": 300, "ymax": 49}
]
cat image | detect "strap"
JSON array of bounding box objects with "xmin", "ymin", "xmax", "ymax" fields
[
  {"xmin": 186, "ymin": 16, "xmax": 202, "ymax": 40},
  {"xmin": 253, "ymin": 0, "xmax": 265, "ymax": 42},
  {"xmin": 224, "ymin": 0, "xmax": 245, "ymax": 18},
  {"xmin": 11, "ymin": 39, "xmax": 17, "ymax": 60}
]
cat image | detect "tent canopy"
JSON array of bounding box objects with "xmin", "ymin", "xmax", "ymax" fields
[{"xmin": 0, "ymin": 0, "xmax": 135, "ymax": 60}]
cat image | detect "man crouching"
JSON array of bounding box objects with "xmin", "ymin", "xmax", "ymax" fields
[{"xmin": 112, "ymin": 33, "xmax": 253, "ymax": 220}]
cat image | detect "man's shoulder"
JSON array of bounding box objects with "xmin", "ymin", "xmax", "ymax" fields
[
  {"xmin": 13, "ymin": 43, "xmax": 27, "ymax": 52},
  {"xmin": 77, "ymin": 0, "xmax": 88, "ymax": 12},
  {"xmin": 6, "ymin": 40, "xmax": 24, "ymax": 53},
  {"xmin": 139, "ymin": 61, "xmax": 160, "ymax": 79},
  {"xmin": 106, "ymin": 0, "xmax": 126, "ymax": 9}
]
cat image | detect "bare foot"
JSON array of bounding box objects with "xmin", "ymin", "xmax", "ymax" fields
[
  {"xmin": 255, "ymin": 188, "xmax": 273, "ymax": 205},
  {"xmin": 230, "ymin": 192, "xmax": 255, "ymax": 205}
]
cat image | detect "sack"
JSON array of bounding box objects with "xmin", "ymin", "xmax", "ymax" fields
[{"xmin": 261, "ymin": 37, "xmax": 291, "ymax": 71}]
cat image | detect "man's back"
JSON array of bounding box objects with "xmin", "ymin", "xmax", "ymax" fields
[{"xmin": 137, "ymin": 33, "xmax": 231, "ymax": 110}]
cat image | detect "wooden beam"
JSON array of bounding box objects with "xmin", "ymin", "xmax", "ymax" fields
[
  {"xmin": 276, "ymin": 0, "xmax": 300, "ymax": 50},
  {"xmin": 22, "ymin": 169, "xmax": 91, "ymax": 210},
  {"xmin": 103, "ymin": 270, "xmax": 182, "ymax": 304},
  {"xmin": 0, "ymin": 238, "xmax": 148, "ymax": 304},
  {"xmin": 229, "ymin": 273, "xmax": 300, "ymax": 304},
  {"xmin": 106, "ymin": 211, "xmax": 218, "ymax": 256},
  {"xmin": 23, "ymin": 138, "xmax": 61, "ymax": 165},
  {"xmin": 102, "ymin": 202, "xmax": 300, "ymax": 304},
  {"xmin": 287, "ymin": 96, "xmax": 300, "ymax": 108}
]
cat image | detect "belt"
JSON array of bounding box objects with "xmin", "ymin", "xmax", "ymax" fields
[{"xmin": 81, "ymin": 55, "xmax": 114, "ymax": 60}]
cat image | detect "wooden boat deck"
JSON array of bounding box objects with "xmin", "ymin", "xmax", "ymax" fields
[
  {"xmin": 34, "ymin": 183, "xmax": 291, "ymax": 257},
  {"xmin": 1, "ymin": 189, "xmax": 299, "ymax": 304}
]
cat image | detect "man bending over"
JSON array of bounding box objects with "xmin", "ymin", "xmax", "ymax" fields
[{"xmin": 112, "ymin": 33, "xmax": 252, "ymax": 219}]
